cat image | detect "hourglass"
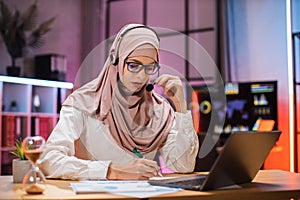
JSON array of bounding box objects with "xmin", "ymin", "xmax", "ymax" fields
[{"xmin": 22, "ymin": 136, "xmax": 46, "ymax": 194}]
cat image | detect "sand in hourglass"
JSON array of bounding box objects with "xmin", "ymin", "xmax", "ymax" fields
[
  {"xmin": 25, "ymin": 183, "xmax": 45, "ymax": 194},
  {"xmin": 24, "ymin": 149, "xmax": 45, "ymax": 194},
  {"xmin": 24, "ymin": 149, "xmax": 42, "ymax": 163}
]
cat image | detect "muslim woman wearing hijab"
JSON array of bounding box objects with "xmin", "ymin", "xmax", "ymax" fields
[{"xmin": 40, "ymin": 24, "xmax": 199, "ymax": 180}]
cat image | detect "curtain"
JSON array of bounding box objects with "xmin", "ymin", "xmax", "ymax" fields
[{"xmin": 217, "ymin": 0, "xmax": 236, "ymax": 82}]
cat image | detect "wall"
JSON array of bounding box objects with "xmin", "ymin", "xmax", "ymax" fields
[
  {"xmin": 230, "ymin": 0, "xmax": 290, "ymax": 170},
  {"xmin": 0, "ymin": 0, "xmax": 83, "ymax": 83},
  {"xmin": 292, "ymin": 0, "xmax": 300, "ymax": 172},
  {"xmin": 292, "ymin": 0, "xmax": 300, "ymax": 32}
]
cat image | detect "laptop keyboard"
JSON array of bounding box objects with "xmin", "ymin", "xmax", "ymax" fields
[{"xmin": 149, "ymin": 174, "xmax": 207, "ymax": 190}]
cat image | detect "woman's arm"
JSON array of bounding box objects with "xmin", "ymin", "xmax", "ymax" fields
[
  {"xmin": 107, "ymin": 159, "xmax": 161, "ymax": 180},
  {"xmin": 40, "ymin": 106, "xmax": 111, "ymax": 180},
  {"xmin": 155, "ymin": 74, "xmax": 199, "ymax": 172},
  {"xmin": 160, "ymin": 111, "xmax": 199, "ymax": 173},
  {"xmin": 40, "ymin": 106, "xmax": 161, "ymax": 180}
]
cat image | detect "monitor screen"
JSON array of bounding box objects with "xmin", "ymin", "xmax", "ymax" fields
[
  {"xmin": 224, "ymin": 81, "xmax": 277, "ymax": 133},
  {"xmin": 190, "ymin": 81, "xmax": 277, "ymax": 133}
]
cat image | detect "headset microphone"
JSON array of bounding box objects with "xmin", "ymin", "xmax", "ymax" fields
[{"xmin": 146, "ymin": 83, "xmax": 155, "ymax": 92}]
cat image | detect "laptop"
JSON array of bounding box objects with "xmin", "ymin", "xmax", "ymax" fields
[{"xmin": 149, "ymin": 130, "xmax": 281, "ymax": 191}]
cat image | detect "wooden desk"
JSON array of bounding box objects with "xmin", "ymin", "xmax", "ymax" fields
[{"xmin": 0, "ymin": 170, "xmax": 299, "ymax": 200}]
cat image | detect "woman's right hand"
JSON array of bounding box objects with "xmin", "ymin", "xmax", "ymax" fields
[{"xmin": 106, "ymin": 159, "xmax": 161, "ymax": 180}]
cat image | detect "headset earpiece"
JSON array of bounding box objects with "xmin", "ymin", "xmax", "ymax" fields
[
  {"xmin": 110, "ymin": 49, "xmax": 118, "ymax": 66},
  {"xmin": 113, "ymin": 57, "xmax": 119, "ymax": 66}
]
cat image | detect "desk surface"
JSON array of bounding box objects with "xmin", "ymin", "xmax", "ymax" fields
[{"xmin": 0, "ymin": 170, "xmax": 299, "ymax": 200}]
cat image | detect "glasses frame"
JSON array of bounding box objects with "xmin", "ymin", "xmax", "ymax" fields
[{"xmin": 125, "ymin": 61, "xmax": 160, "ymax": 75}]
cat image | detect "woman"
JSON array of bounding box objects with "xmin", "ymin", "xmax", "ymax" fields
[{"xmin": 40, "ymin": 24, "xmax": 199, "ymax": 180}]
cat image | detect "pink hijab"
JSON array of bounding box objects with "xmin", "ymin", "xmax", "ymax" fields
[{"xmin": 63, "ymin": 24, "xmax": 175, "ymax": 154}]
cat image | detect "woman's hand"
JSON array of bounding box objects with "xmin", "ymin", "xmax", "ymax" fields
[
  {"xmin": 155, "ymin": 74, "xmax": 187, "ymax": 113},
  {"xmin": 106, "ymin": 159, "xmax": 161, "ymax": 180}
]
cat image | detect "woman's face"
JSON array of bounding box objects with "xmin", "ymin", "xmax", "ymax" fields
[{"xmin": 122, "ymin": 45, "xmax": 157, "ymax": 92}]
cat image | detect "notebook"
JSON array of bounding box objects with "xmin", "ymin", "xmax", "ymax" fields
[{"xmin": 149, "ymin": 130, "xmax": 281, "ymax": 191}]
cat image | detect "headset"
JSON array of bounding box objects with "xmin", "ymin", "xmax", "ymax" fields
[{"xmin": 110, "ymin": 25, "xmax": 160, "ymax": 66}]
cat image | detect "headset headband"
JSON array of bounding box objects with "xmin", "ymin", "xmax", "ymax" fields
[{"xmin": 110, "ymin": 25, "xmax": 160, "ymax": 66}]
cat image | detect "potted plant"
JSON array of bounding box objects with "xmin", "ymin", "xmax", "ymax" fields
[
  {"xmin": 0, "ymin": 0, "xmax": 55, "ymax": 76},
  {"xmin": 9, "ymin": 138, "xmax": 31, "ymax": 183}
]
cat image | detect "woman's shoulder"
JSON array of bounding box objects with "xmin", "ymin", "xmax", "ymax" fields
[
  {"xmin": 61, "ymin": 106, "xmax": 100, "ymax": 120},
  {"xmin": 60, "ymin": 105, "xmax": 106, "ymax": 126}
]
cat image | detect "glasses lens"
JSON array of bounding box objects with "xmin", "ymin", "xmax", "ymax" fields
[
  {"xmin": 126, "ymin": 62, "xmax": 160, "ymax": 75},
  {"xmin": 145, "ymin": 63, "xmax": 159, "ymax": 75},
  {"xmin": 127, "ymin": 62, "xmax": 142, "ymax": 73}
]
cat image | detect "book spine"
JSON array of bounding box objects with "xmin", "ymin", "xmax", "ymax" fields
[{"xmin": 8, "ymin": 116, "xmax": 16, "ymax": 146}]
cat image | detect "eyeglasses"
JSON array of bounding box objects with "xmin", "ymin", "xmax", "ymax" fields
[{"xmin": 125, "ymin": 61, "xmax": 160, "ymax": 75}]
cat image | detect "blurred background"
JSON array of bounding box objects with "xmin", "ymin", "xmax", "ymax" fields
[{"xmin": 0, "ymin": 0, "xmax": 300, "ymax": 174}]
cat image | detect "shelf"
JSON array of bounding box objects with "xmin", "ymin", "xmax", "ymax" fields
[
  {"xmin": 0, "ymin": 76, "xmax": 73, "ymax": 175},
  {"xmin": 1, "ymin": 112, "xmax": 59, "ymax": 118},
  {"xmin": 1, "ymin": 147, "xmax": 14, "ymax": 152},
  {"xmin": 1, "ymin": 112, "xmax": 29, "ymax": 117},
  {"xmin": 30, "ymin": 112, "xmax": 59, "ymax": 117},
  {"xmin": 0, "ymin": 75, "xmax": 73, "ymax": 89}
]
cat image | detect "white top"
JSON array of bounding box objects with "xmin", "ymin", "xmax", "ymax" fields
[{"xmin": 40, "ymin": 106, "xmax": 199, "ymax": 180}]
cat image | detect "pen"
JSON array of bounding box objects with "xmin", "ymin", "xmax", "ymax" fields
[
  {"xmin": 133, "ymin": 147, "xmax": 144, "ymax": 158},
  {"xmin": 132, "ymin": 147, "xmax": 163, "ymax": 177}
]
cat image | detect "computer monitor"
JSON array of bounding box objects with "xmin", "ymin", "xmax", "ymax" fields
[
  {"xmin": 190, "ymin": 81, "xmax": 278, "ymax": 172},
  {"xmin": 190, "ymin": 81, "xmax": 277, "ymax": 133},
  {"xmin": 224, "ymin": 81, "xmax": 277, "ymax": 133}
]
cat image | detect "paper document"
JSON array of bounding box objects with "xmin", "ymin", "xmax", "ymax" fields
[{"xmin": 71, "ymin": 180, "xmax": 181, "ymax": 198}]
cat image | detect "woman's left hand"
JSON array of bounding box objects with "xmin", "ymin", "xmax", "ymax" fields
[{"xmin": 155, "ymin": 74, "xmax": 187, "ymax": 113}]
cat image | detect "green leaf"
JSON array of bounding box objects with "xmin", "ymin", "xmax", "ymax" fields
[
  {"xmin": 21, "ymin": 1, "xmax": 38, "ymax": 31},
  {"xmin": 9, "ymin": 138, "xmax": 27, "ymax": 160},
  {"xmin": 28, "ymin": 32, "xmax": 44, "ymax": 49},
  {"xmin": 36, "ymin": 16, "xmax": 56, "ymax": 35},
  {"xmin": 0, "ymin": 0, "xmax": 12, "ymax": 32}
]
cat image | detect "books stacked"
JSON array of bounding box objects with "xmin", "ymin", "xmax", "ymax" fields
[
  {"xmin": 1, "ymin": 116, "xmax": 24, "ymax": 147},
  {"xmin": 32, "ymin": 116, "xmax": 55, "ymax": 141}
]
